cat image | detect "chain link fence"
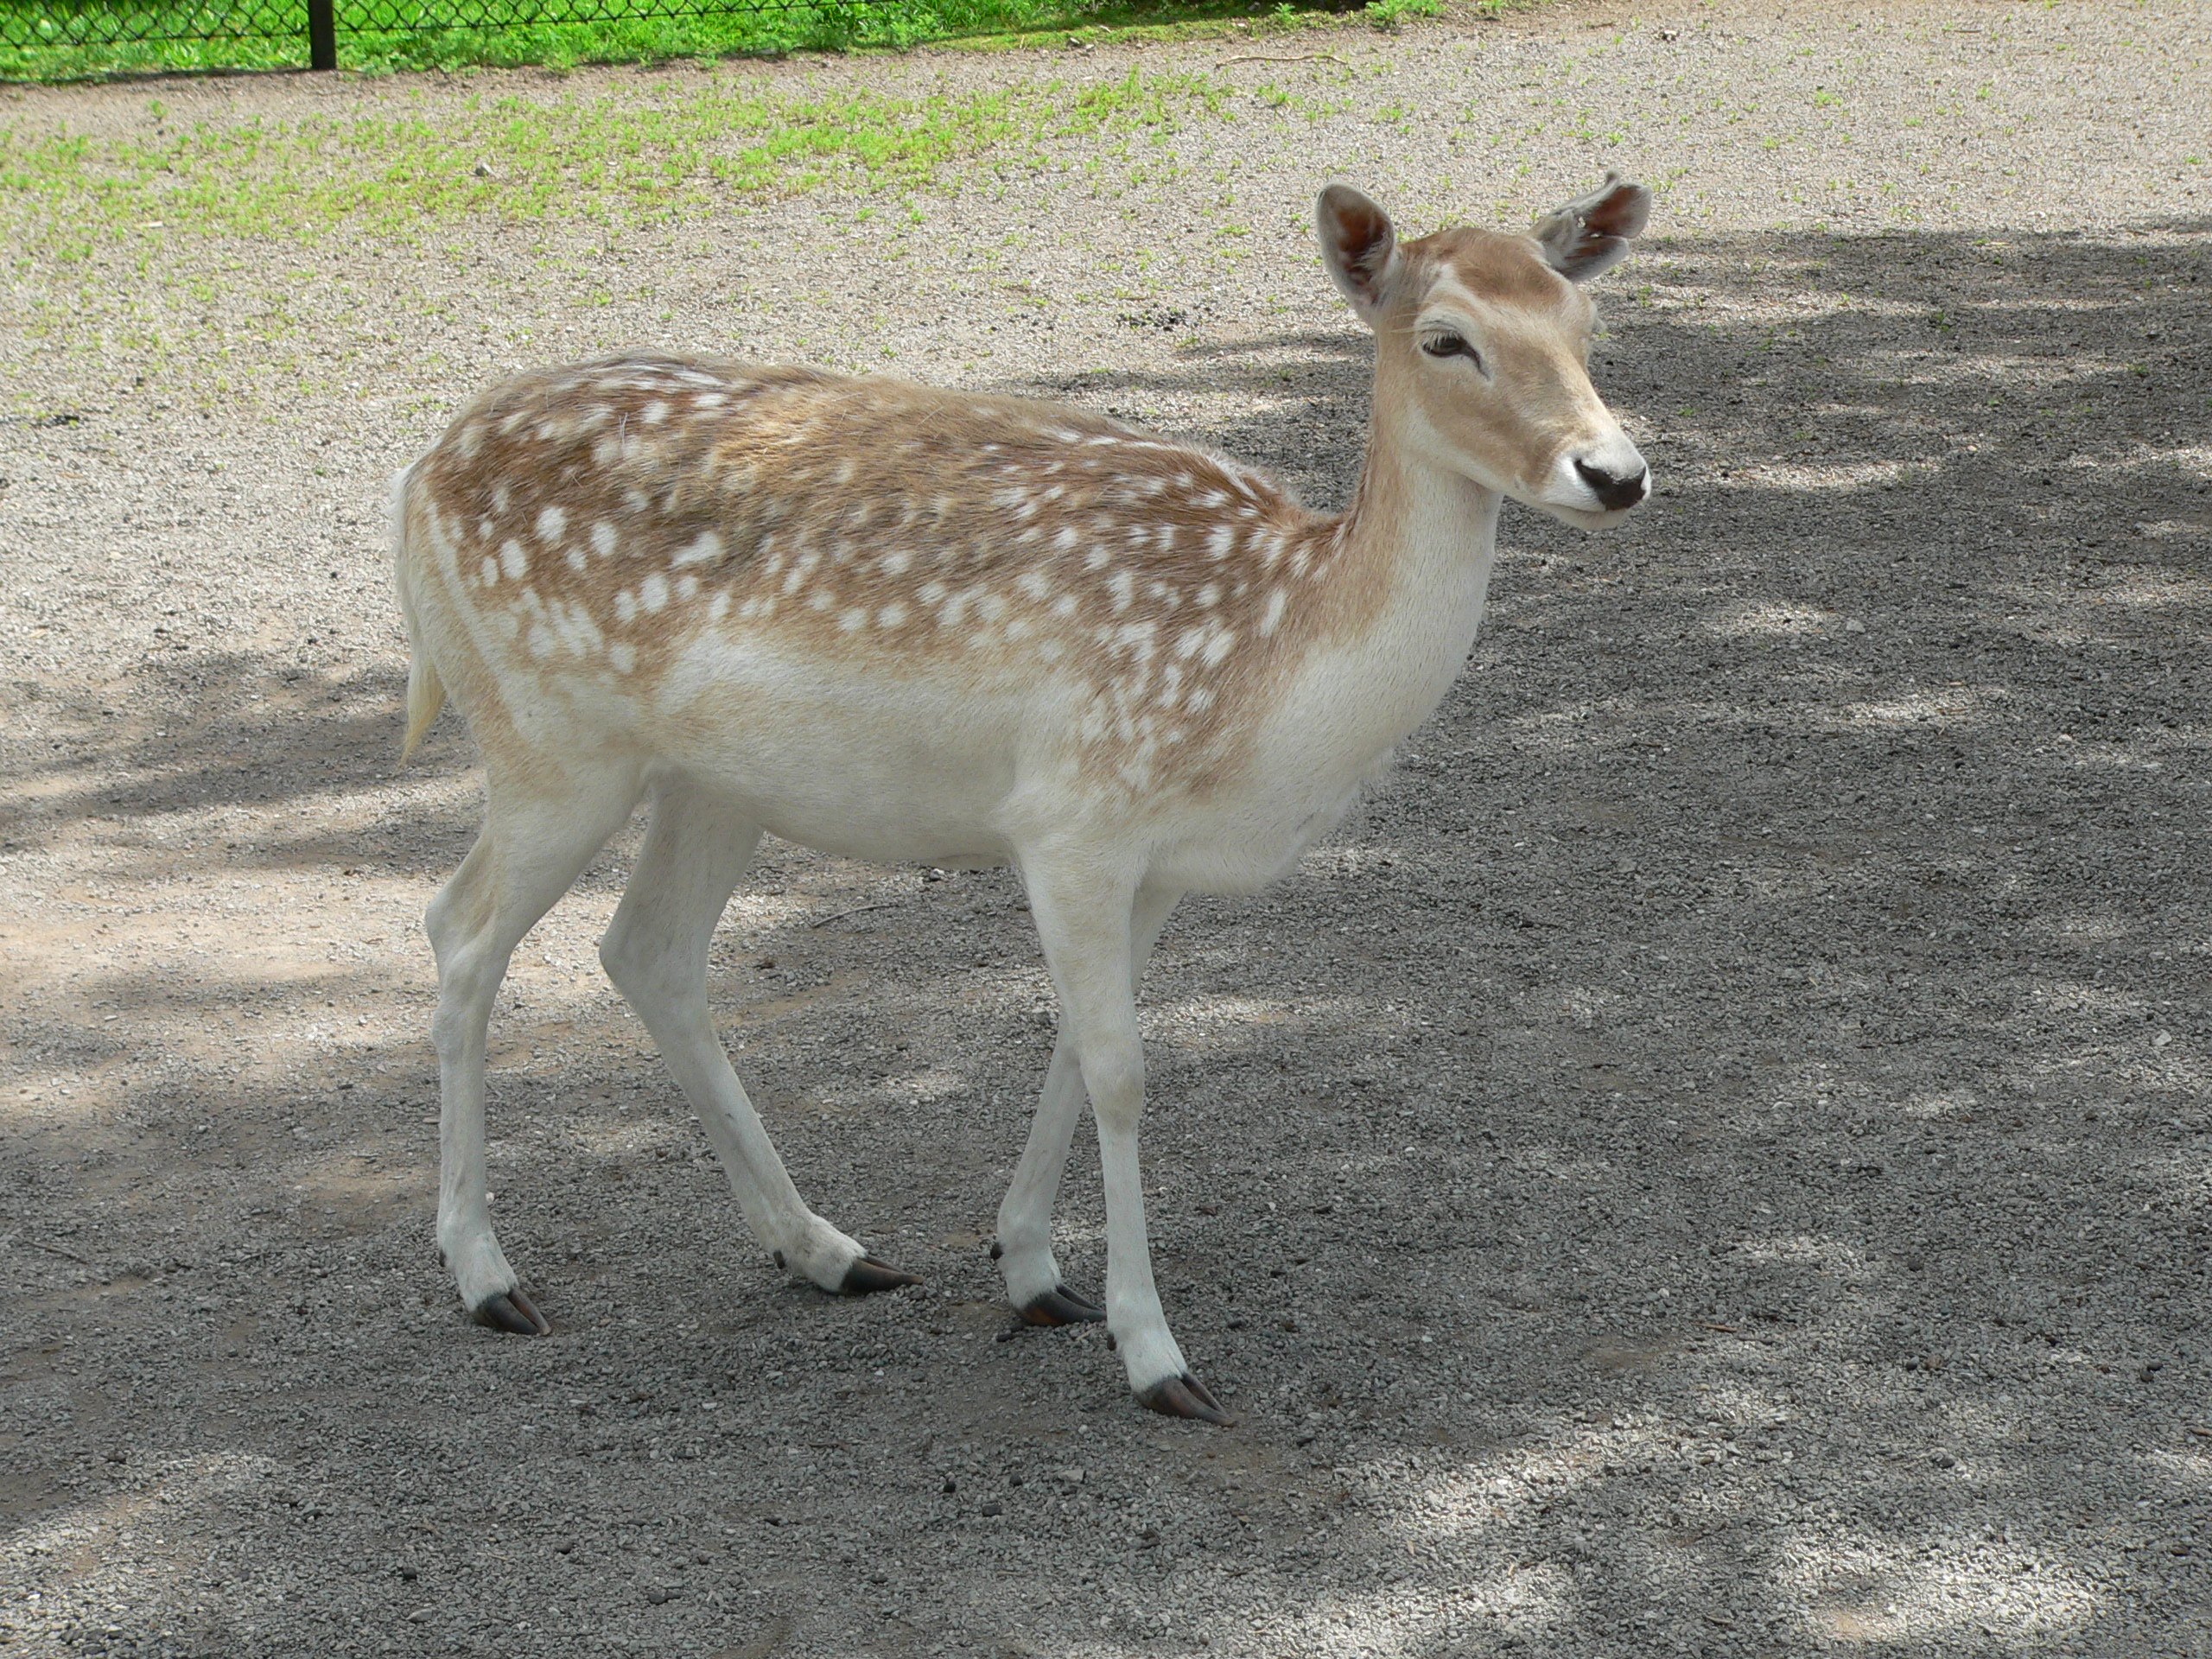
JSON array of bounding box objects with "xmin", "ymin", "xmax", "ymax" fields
[{"xmin": 1, "ymin": 0, "xmax": 848, "ymax": 73}]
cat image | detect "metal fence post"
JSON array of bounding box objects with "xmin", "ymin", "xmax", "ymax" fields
[{"xmin": 308, "ymin": 0, "xmax": 336, "ymax": 68}]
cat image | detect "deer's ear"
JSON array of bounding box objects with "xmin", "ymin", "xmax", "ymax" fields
[
  {"xmin": 1533, "ymin": 172, "xmax": 1652, "ymax": 283},
  {"xmin": 1317, "ymin": 184, "xmax": 1402, "ymax": 324}
]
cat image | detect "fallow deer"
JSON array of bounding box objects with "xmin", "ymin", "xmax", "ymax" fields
[{"xmin": 391, "ymin": 178, "xmax": 1652, "ymax": 1422}]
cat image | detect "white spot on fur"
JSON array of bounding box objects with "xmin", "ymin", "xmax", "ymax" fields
[
  {"xmin": 1108, "ymin": 571, "xmax": 1135, "ymax": 613},
  {"xmin": 614, "ymin": 590, "xmax": 639, "ymax": 624},
  {"xmin": 1051, "ymin": 594, "xmax": 1078, "ymax": 620},
  {"xmin": 879, "ymin": 601, "xmax": 908, "ymax": 627},
  {"xmin": 499, "ymin": 540, "xmax": 529, "ymax": 582},
  {"xmin": 610, "ymin": 641, "xmax": 637, "ymax": 673},
  {"xmin": 640, "ymin": 400, "xmax": 670, "ymax": 425},
  {"xmin": 480, "ymin": 557, "xmax": 499, "ymax": 588},
  {"xmin": 672, "ymin": 531, "xmax": 722, "ymax": 569},
  {"xmin": 1259, "ymin": 588, "xmax": 1287, "ymax": 636},
  {"xmin": 591, "ymin": 521, "xmax": 619, "ymax": 560},
  {"xmin": 882, "ymin": 550, "xmax": 912, "ymax": 576},
  {"xmin": 840, "ymin": 607, "xmax": 868, "ymax": 632},
  {"xmin": 536, "ymin": 505, "xmax": 567, "ymax": 543},
  {"xmin": 1206, "ymin": 525, "xmax": 1234, "ymax": 561},
  {"xmin": 639, "ymin": 572, "xmax": 671, "ymax": 613},
  {"xmin": 677, "ymin": 575, "xmax": 700, "ymax": 601},
  {"xmin": 1017, "ymin": 569, "xmax": 1052, "ymax": 601}
]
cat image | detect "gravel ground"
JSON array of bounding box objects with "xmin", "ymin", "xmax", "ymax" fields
[{"xmin": 3, "ymin": 2, "xmax": 2210, "ymax": 1654}]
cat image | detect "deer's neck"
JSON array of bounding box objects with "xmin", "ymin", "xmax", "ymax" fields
[{"xmin": 1313, "ymin": 401, "xmax": 1503, "ymax": 753}]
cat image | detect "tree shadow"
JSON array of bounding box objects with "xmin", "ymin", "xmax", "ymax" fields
[{"xmin": 3, "ymin": 217, "xmax": 2208, "ymax": 1655}]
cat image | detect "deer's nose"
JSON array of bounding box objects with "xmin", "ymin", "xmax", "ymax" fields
[{"xmin": 1573, "ymin": 455, "xmax": 1649, "ymax": 512}]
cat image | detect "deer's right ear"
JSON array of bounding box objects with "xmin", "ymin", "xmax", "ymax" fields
[{"xmin": 1317, "ymin": 185, "xmax": 1402, "ymax": 324}]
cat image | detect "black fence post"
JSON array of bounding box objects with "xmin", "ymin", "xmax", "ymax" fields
[{"xmin": 308, "ymin": 0, "xmax": 337, "ymax": 68}]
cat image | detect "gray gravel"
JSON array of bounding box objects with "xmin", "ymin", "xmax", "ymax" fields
[{"xmin": 3, "ymin": 1, "xmax": 2210, "ymax": 1654}]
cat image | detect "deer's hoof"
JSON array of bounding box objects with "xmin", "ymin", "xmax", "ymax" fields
[
  {"xmin": 1137, "ymin": 1372, "xmax": 1234, "ymax": 1427},
  {"xmin": 841, "ymin": 1255, "xmax": 924, "ymax": 1295},
  {"xmin": 1017, "ymin": 1285, "xmax": 1106, "ymax": 1326},
  {"xmin": 473, "ymin": 1287, "xmax": 551, "ymax": 1336}
]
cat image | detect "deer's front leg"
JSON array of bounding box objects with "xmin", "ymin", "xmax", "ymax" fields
[
  {"xmin": 995, "ymin": 882, "xmax": 1180, "ymax": 1327},
  {"xmin": 1022, "ymin": 860, "xmax": 1228, "ymax": 1425}
]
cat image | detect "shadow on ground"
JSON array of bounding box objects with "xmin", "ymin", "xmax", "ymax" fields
[{"xmin": 2, "ymin": 219, "xmax": 2208, "ymax": 1656}]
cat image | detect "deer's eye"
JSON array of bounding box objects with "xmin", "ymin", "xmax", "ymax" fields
[{"xmin": 1421, "ymin": 333, "xmax": 1483, "ymax": 371}]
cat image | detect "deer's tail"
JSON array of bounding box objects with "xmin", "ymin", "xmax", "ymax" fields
[{"xmin": 391, "ymin": 465, "xmax": 448, "ymax": 764}]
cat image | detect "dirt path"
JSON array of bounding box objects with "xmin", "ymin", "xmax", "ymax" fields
[{"xmin": 3, "ymin": 3, "xmax": 2209, "ymax": 1654}]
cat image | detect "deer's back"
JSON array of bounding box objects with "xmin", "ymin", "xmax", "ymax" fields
[{"xmin": 400, "ymin": 353, "xmax": 1363, "ymax": 842}]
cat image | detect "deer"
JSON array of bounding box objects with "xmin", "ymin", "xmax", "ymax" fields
[{"xmin": 391, "ymin": 177, "xmax": 1651, "ymax": 1424}]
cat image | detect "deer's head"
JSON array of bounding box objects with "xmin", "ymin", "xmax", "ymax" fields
[{"xmin": 1319, "ymin": 176, "xmax": 1652, "ymax": 530}]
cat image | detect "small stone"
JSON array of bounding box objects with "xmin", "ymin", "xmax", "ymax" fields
[
  {"xmin": 980, "ymin": 1501, "xmax": 1001, "ymax": 1516},
  {"xmin": 1843, "ymin": 618, "xmax": 1866, "ymax": 633}
]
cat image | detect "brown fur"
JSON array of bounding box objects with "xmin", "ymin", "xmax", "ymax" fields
[{"xmin": 403, "ymin": 353, "xmax": 1389, "ymax": 797}]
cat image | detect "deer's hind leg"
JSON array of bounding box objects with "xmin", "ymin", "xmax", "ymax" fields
[
  {"xmin": 598, "ymin": 778, "xmax": 919, "ymax": 1296},
  {"xmin": 428, "ymin": 760, "xmax": 643, "ymax": 1334}
]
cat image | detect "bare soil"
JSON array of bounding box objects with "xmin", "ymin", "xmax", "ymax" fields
[{"xmin": 3, "ymin": 3, "xmax": 2209, "ymax": 1655}]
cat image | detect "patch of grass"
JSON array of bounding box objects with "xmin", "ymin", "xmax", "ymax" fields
[
  {"xmin": 0, "ymin": 66, "xmax": 1255, "ymax": 251},
  {"xmin": 0, "ymin": 0, "xmax": 1391, "ymax": 80},
  {"xmin": 1361, "ymin": 0, "xmax": 1442, "ymax": 28}
]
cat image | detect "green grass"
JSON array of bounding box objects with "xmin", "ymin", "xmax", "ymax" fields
[
  {"xmin": 0, "ymin": 65, "xmax": 1274, "ymax": 254},
  {"xmin": 0, "ymin": 0, "xmax": 1399, "ymax": 81}
]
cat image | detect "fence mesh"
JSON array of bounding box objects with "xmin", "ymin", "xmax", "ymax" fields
[{"xmin": 1, "ymin": 0, "xmax": 824, "ymax": 55}]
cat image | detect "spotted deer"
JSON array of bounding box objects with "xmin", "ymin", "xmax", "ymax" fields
[{"xmin": 392, "ymin": 178, "xmax": 1651, "ymax": 1422}]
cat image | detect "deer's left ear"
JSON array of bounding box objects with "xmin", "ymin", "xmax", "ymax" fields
[{"xmin": 1533, "ymin": 173, "xmax": 1652, "ymax": 283}]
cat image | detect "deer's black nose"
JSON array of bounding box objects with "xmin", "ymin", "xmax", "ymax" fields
[{"xmin": 1574, "ymin": 456, "xmax": 1649, "ymax": 512}]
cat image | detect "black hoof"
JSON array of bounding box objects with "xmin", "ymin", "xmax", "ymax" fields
[
  {"xmin": 1136, "ymin": 1373, "xmax": 1233, "ymax": 1427},
  {"xmin": 474, "ymin": 1287, "xmax": 551, "ymax": 1336},
  {"xmin": 841, "ymin": 1255, "xmax": 923, "ymax": 1295},
  {"xmin": 1016, "ymin": 1285, "xmax": 1106, "ymax": 1327}
]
